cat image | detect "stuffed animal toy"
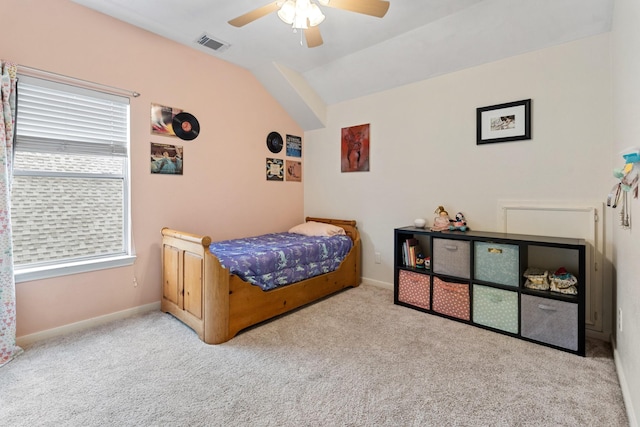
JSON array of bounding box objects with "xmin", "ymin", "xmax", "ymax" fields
[
  {"xmin": 448, "ymin": 212, "xmax": 468, "ymax": 231},
  {"xmin": 430, "ymin": 206, "xmax": 451, "ymax": 231}
]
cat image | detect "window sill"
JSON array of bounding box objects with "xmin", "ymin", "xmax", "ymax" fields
[{"xmin": 15, "ymin": 255, "xmax": 137, "ymax": 283}]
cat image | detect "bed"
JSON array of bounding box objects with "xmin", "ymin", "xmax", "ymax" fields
[{"xmin": 160, "ymin": 217, "xmax": 361, "ymax": 344}]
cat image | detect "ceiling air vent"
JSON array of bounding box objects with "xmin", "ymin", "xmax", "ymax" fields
[{"xmin": 196, "ymin": 33, "xmax": 230, "ymax": 53}]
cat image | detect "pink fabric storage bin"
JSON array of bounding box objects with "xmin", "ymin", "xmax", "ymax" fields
[
  {"xmin": 432, "ymin": 276, "xmax": 470, "ymax": 320},
  {"xmin": 398, "ymin": 270, "xmax": 430, "ymax": 309}
]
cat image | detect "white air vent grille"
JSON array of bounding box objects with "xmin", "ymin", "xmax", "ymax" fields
[{"xmin": 196, "ymin": 33, "xmax": 230, "ymax": 52}]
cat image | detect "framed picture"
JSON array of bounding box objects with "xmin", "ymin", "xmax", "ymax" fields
[
  {"xmin": 151, "ymin": 103, "xmax": 183, "ymax": 137},
  {"xmin": 286, "ymin": 134, "xmax": 302, "ymax": 157},
  {"xmin": 150, "ymin": 142, "xmax": 183, "ymax": 175},
  {"xmin": 286, "ymin": 160, "xmax": 302, "ymax": 182},
  {"xmin": 266, "ymin": 158, "xmax": 284, "ymax": 181},
  {"xmin": 341, "ymin": 123, "xmax": 370, "ymax": 172},
  {"xmin": 476, "ymin": 99, "xmax": 531, "ymax": 145}
]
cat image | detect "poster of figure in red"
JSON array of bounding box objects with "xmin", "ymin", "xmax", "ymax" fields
[{"xmin": 341, "ymin": 123, "xmax": 370, "ymax": 172}]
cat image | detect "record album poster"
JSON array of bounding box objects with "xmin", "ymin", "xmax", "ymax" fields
[
  {"xmin": 151, "ymin": 142, "xmax": 183, "ymax": 175},
  {"xmin": 151, "ymin": 103, "xmax": 183, "ymax": 137},
  {"xmin": 266, "ymin": 158, "xmax": 284, "ymax": 181},
  {"xmin": 286, "ymin": 160, "xmax": 302, "ymax": 182},
  {"xmin": 286, "ymin": 134, "xmax": 302, "ymax": 157},
  {"xmin": 341, "ymin": 123, "xmax": 370, "ymax": 172}
]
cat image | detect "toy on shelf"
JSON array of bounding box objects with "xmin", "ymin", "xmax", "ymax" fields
[
  {"xmin": 523, "ymin": 267, "xmax": 550, "ymax": 291},
  {"xmin": 430, "ymin": 206, "xmax": 451, "ymax": 231},
  {"xmin": 448, "ymin": 212, "xmax": 468, "ymax": 231},
  {"xmin": 549, "ymin": 267, "xmax": 578, "ymax": 295},
  {"xmin": 416, "ymin": 253, "xmax": 426, "ymax": 269}
]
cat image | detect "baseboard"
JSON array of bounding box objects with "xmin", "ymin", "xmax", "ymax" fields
[
  {"xmin": 16, "ymin": 302, "xmax": 161, "ymax": 348},
  {"xmin": 586, "ymin": 328, "xmax": 610, "ymax": 342},
  {"xmin": 362, "ymin": 277, "xmax": 393, "ymax": 290},
  {"xmin": 612, "ymin": 337, "xmax": 638, "ymax": 427}
]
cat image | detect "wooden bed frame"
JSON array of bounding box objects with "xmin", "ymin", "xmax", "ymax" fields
[{"xmin": 161, "ymin": 217, "xmax": 361, "ymax": 344}]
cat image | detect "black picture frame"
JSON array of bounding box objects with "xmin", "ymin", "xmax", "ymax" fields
[{"xmin": 476, "ymin": 99, "xmax": 531, "ymax": 145}]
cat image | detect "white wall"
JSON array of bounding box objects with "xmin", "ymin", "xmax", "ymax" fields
[
  {"xmin": 304, "ymin": 35, "xmax": 613, "ymax": 323},
  {"xmin": 612, "ymin": 0, "xmax": 640, "ymax": 424},
  {"xmin": 304, "ymin": 34, "xmax": 612, "ymax": 283}
]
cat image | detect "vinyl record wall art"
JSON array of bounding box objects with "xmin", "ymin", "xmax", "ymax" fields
[
  {"xmin": 266, "ymin": 131, "xmax": 284, "ymax": 153},
  {"xmin": 266, "ymin": 158, "xmax": 284, "ymax": 181},
  {"xmin": 151, "ymin": 142, "xmax": 183, "ymax": 175},
  {"xmin": 151, "ymin": 103, "xmax": 182, "ymax": 137},
  {"xmin": 286, "ymin": 134, "xmax": 302, "ymax": 157},
  {"xmin": 286, "ymin": 160, "xmax": 301, "ymax": 182},
  {"xmin": 172, "ymin": 112, "xmax": 200, "ymax": 141}
]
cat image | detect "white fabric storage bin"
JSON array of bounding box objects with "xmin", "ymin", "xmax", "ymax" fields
[
  {"xmin": 474, "ymin": 242, "xmax": 520, "ymax": 287},
  {"xmin": 521, "ymin": 294, "xmax": 578, "ymax": 351},
  {"xmin": 432, "ymin": 238, "xmax": 470, "ymax": 279}
]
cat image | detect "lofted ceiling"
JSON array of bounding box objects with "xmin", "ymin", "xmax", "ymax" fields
[{"xmin": 71, "ymin": 0, "xmax": 614, "ymax": 130}]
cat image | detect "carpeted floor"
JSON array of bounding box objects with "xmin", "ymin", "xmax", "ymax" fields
[{"xmin": 0, "ymin": 284, "xmax": 629, "ymax": 426}]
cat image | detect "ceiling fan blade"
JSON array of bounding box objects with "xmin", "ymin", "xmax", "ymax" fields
[
  {"xmin": 324, "ymin": 0, "xmax": 390, "ymax": 18},
  {"xmin": 228, "ymin": 1, "xmax": 281, "ymax": 27},
  {"xmin": 305, "ymin": 25, "xmax": 324, "ymax": 48}
]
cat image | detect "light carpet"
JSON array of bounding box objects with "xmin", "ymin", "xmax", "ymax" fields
[{"xmin": 0, "ymin": 284, "xmax": 629, "ymax": 426}]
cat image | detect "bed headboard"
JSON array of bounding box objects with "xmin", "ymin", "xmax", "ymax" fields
[{"xmin": 305, "ymin": 217, "xmax": 359, "ymax": 243}]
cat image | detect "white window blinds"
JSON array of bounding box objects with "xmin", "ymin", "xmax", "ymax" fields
[{"xmin": 15, "ymin": 76, "xmax": 129, "ymax": 157}]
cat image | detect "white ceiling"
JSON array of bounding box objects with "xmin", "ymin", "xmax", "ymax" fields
[{"xmin": 71, "ymin": 0, "xmax": 614, "ymax": 130}]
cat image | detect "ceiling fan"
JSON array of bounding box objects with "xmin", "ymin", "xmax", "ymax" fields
[{"xmin": 228, "ymin": 0, "xmax": 390, "ymax": 48}]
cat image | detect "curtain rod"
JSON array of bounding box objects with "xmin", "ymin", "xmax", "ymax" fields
[{"xmin": 17, "ymin": 64, "xmax": 141, "ymax": 98}]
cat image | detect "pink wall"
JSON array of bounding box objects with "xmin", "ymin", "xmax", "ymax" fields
[{"xmin": 2, "ymin": 0, "xmax": 304, "ymax": 337}]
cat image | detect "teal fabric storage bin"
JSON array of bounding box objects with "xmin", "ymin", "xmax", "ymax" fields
[
  {"xmin": 472, "ymin": 285, "xmax": 518, "ymax": 334},
  {"xmin": 474, "ymin": 242, "xmax": 519, "ymax": 287}
]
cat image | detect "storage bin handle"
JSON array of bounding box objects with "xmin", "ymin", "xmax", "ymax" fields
[
  {"xmin": 487, "ymin": 247, "xmax": 503, "ymax": 254},
  {"xmin": 444, "ymin": 245, "xmax": 458, "ymax": 251},
  {"xmin": 538, "ymin": 304, "xmax": 557, "ymax": 311}
]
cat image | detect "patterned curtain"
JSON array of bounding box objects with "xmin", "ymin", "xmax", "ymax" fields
[{"xmin": 0, "ymin": 60, "xmax": 22, "ymax": 367}]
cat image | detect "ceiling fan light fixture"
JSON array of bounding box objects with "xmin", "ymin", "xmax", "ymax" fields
[
  {"xmin": 278, "ymin": 0, "xmax": 323, "ymax": 30},
  {"xmin": 293, "ymin": 13, "xmax": 309, "ymax": 29},
  {"xmin": 296, "ymin": 0, "xmax": 312, "ymax": 11},
  {"xmin": 277, "ymin": 0, "xmax": 296, "ymax": 24},
  {"xmin": 228, "ymin": 0, "xmax": 389, "ymax": 48},
  {"xmin": 308, "ymin": 4, "xmax": 325, "ymax": 27}
]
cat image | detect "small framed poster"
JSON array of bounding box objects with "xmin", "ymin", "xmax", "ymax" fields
[
  {"xmin": 286, "ymin": 160, "xmax": 302, "ymax": 182},
  {"xmin": 151, "ymin": 142, "xmax": 183, "ymax": 175},
  {"xmin": 341, "ymin": 123, "xmax": 370, "ymax": 172},
  {"xmin": 286, "ymin": 134, "xmax": 302, "ymax": 157},
  {"xmin": 477, "ymin": 99, "xmax": 531, "ymax": 145},
  {"xmin": 266, "ymin": 158, "xmax": 284, "ymax": 181},
  {"xmin": 151, "ymin": 103, "xmax": 183, "ymax": 137}
]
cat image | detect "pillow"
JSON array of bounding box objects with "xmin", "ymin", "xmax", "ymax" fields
[{"xmin": 288, "ymin": 221, "xmax": 346, "ymax": 237}]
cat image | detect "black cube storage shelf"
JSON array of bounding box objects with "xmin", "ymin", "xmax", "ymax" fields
[{"xmin": 394, "ymin": 227, "xmax": 586, "ymax": 356}]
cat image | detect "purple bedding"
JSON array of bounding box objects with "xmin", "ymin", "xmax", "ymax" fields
[{"xmin": 208, "ymin": 232, "xmax": 353, "ymax": 291}]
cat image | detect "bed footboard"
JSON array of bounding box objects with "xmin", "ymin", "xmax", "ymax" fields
[{"xmin": 161, "ymin": 228, "xmax": 230, "ymax": 344}]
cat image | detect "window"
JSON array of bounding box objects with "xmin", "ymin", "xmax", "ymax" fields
[{"xmin": 12, "ymin": 76, "xmax": 134, "ymax": 282}]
